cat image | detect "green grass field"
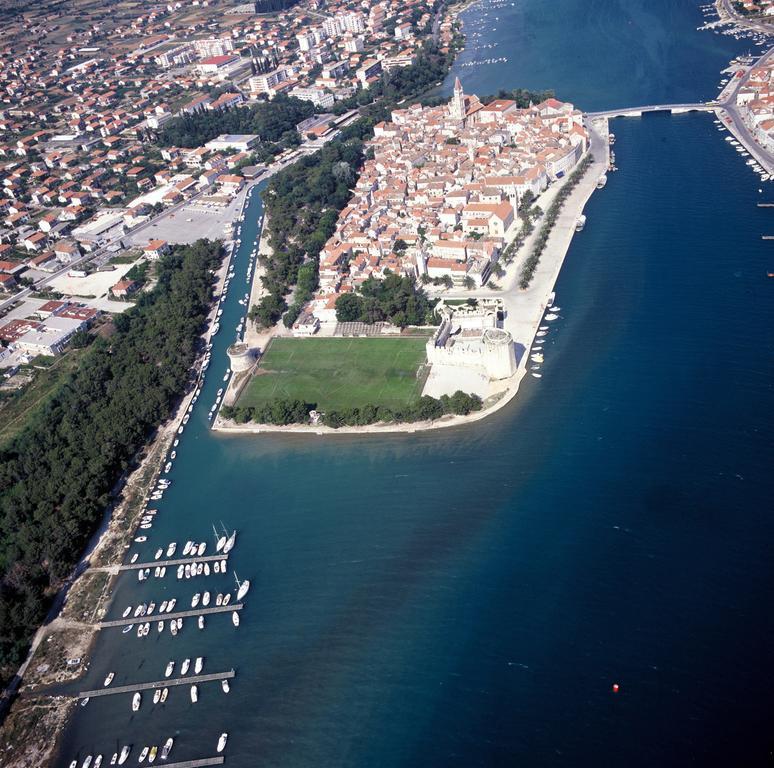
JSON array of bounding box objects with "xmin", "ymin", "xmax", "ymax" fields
[{"xmin": 238, "ymin": 337, "xmax": 429, "ymax": 412}]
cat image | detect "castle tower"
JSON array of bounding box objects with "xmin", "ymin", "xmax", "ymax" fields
[
  {"xmin": 482, "ymin": 328, "xmax": 517, "ymax": 380},
  {"xmin": 450, "ymin": 76, "xmax": 466, "ymax": 124}
]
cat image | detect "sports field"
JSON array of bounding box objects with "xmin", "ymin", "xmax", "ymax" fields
[{"xmin": 238, "ymin": 337, "xmax": 429, "ymax": 412}]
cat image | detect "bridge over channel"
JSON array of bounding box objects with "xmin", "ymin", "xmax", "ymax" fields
[{"xmin": 586, "ymin": 102, "xmax": 717, "ymax": 119}]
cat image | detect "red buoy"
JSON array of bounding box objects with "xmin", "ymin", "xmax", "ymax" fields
[{"xmin": 612, "ymin": 683, "xmax": 620, "ymax": 693}]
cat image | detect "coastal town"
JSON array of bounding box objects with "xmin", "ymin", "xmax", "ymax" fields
[{"xmin": 1, "ymin": 0, "xmax": 774, "ymax": 766}]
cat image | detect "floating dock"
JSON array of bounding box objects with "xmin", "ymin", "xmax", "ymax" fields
[
  {"xmin": 120, "ymin": 554, "xmax": 229, "ymax": 571},
  {"xmin": 98, "ymin": 602, "xmax": 244, "ymax": 629},
  {"xmin": 153, "ymin": 759, "xmax": 223, "ymax": 768},
  {"xmin": 77, "ymin": 669, "xmax": 235, "ymax": 699}
]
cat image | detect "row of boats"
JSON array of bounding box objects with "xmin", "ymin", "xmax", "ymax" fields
[
  {"xmin": 530, "ymin": 297, "xmax": 562, "ymax": 379},
  {"xmin": 719, "ymin": 126, "xmax": 771, "ymax": 180}
]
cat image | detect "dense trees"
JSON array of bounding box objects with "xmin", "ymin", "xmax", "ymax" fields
[
  {"xmin": 0, "ymin": 240, "xmax": 222, "ymax": 682},
  {"xmin": 480, "ymin": 88, "xmax": 557, "ymax": 108},
  {"xmin": 222, "ymin": 390, "xmax": 483, "ymax": 429},
  {"xmin": 158, "ymin": 95, "xmax": 314, "ymax": 151},
  {"xmin": 334, "ymin": 271, "xmax": 437, "ymax": 327}
]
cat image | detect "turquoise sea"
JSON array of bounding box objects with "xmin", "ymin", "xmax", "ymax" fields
[{"xmin": 52, "ymin": 2, "xmax": 774, "ymax": 767}]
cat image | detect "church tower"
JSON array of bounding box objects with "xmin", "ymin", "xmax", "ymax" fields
[{"xmin": 450, "ymin": 77, "xmax": 466, "ymax": 124}]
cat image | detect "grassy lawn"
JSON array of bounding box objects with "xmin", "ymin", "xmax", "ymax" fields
[
  {"xmin": 238, "ymin": 337, "xmax": 429, "ymax": 412},
  {"xmin": 0, "ymin": 349, "xmax": 85, "ymax": 447}
]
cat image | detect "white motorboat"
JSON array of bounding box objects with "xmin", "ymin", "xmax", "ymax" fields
[
  {"xmin": 194, "ymin": 657, "xmax": 203, "ymax": 674},
  {"xmin": 118, "ymin": 746, "xmax": 130, "ymax": 765},
  {"xmin": 148, "ymin": 747, "xmax": 157, "ymax": 764},
  {"xmin": 181, "ymin": 658, "xmax": 190, "ymax": 675},
  {"xmin": 232, "ymin": 611, "xmax": 240, "ymax": 627},
  {"xmin": 182, "ymin": 541, "xmax": 192, "ymax": 556},
  {"xmin": 216, "ymin": 593, "xmax": 223, "ymax": 606},
  {"xmin": 214, "ymin": 562, "xmax": 221, "ymax": 574},
  {"xmin": 166, "ymin": 543, "xmax": 176, "ymax": 557},
  {"xmin": 204, "ymin": 563, "xmax": 210, "ymax": 576},
  {"xmin": 177, "ymin": 565, "xmax": 184, "ymax": 579},
  {"xmin": 132, "ymin": 692, "xmax": 141, "ymax": 712},
  {"xmin": 94, "ymin": 756, "xmax": 103, "ymax": 768},
  {"xmin": 545, "ymin": 313, "xmax": 558, "ymax": 321},
  {"xmin": 170, "ymin": 621, "xmax": 178, "ymax": 637},
  {"xmin": 147, "ymin": 602, "xmax": 156, "ymax": 615},
  {"xmin": 184, "ymin": 564, "xmax": 191, "ymax": 579},
  {"xmin": 196, "ymin": 563, "xmax": 203, "ymax": 576},
  {"xmin": 104, "ymin": 672, "xmax": 114, "ymax": 687},
  {"xmin": 134, "ymin": 536, "xmax": 147, "ymax": 543},
  {"xmin": 190, "ymin": 685, "xmax": 198, "ymax": 703},
  {"xmin": 221, "ymin": 679, "xmax": 230, "ymax": 693},
  {"xmin": 130, "ymin": 553, "xmax": 139, "ymax": 564},
  {"xmin": 81, "ymin": 697, "xmax": 89, "ymax": 706},
  {"xmin": 82, "ymin": 757, "xmax": 93, "ymax": 768},
  {"xmin": 167, "ymin": 599, "xmax": 176, "ymax": 612},
  {"xmin": 202, "ymin": 591, "xmax": 211, "ymax": 607},
  {"xmin": 161, "ymin": 738, "xmax": 173, "ymax": 761},
  {"xmin": 153, "ymin": 566, "xmax": 160, "ymax": 578},
  {"xmin": 160, "ymin": 688, "xmax": 168, "ymax": 703},
  {"xmin": 138, "ymin": 747, "xmax": 149, "ymax": 763},
  {"xmin": 223, "ymin": 593, "xmax": 231, "ymax": 606},
  {"xmin": 177, "ymin": 618, "xmax": 183, "ymax": 630},
  {"xmin": 134, "ymin": 604, "xmax": 146, "ymax": 618},
  {"xmin": 160, "ymin": 600, "xmax": 168, "ymax": 613},
  {"xmin": 217, "ymin": 733, "xmax": 228, "ymax": 753},
  {"xmin": 122, "ymin": 625, "xmax": 133, "ymax": 634},
  {"xmin": 123, "ymin": 606, "xmax": 132, "ymax": 618},
  {"xmin": 165, "ymin": 661, "xmax": 174, "ymax": 678},
  {"xmin": 153, "ymin": 689, "xmax": 161, "ymax": 704},
  {"xmin": 158, "ymin": 620, "xmax": 164, "ymax": 632},
  {"xmin": 159, "ymin": 567, "xmax": 166, "ymax": 578},
  {"xmin": 197, "ymin": 542, "xmax": 206, "ymax": 556},
  {"xmin": 154, "ymin": 549, "xmax": 163, "ymax": 560},
  {"xmin": 198, "ymin": 615, "xmax": 205, "ymax": 630},
  {"xmin": 191, "ymin": 593, "xmax": 201, "ymax": 609},
  {"xmin": 110, "ymin": 753, "xmax": 117, "ymax": 765}
]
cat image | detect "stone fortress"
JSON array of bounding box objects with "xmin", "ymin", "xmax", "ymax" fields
[{"xmin": 425, "ymin": 298, "xmax": 517, "ymax": 382}]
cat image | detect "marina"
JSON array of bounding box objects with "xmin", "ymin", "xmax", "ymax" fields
[
  {"xmin": 97, "ymin": 600, "xmax": 244, "ymax": 631},
  {"xmin": 76, "ymin": 670, "xmax": 235, "ymax": 699},
  {"xmin": 116, "ymin": 554, "xmax": 229, "ymax": 572}
]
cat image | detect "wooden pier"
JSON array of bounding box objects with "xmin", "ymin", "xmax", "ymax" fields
[
  {"xmin": 159, "ymin": 759, "xmax": 223, "ymax": 768},
  {"xmin": 120, "ymin": 553, "xmax": 229, "ymax": 571},
  {"xmin": 77, "ymin": 669, "xmax": 235, "ymax": 699},
  {"xmin": 98, "ymin": 602, "xmax": 243, "ymax": 629}
]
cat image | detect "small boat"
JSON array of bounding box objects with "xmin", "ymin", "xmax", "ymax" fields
[
  {"xmin": 545, "ymin": 313, "xmax": 558, "ymax": 321},
  {"xmin": 232, "ymin": 611, "xmax": 240, "ymax": 627},
  {"xmin": 140, "ymin": 524, "xmax": 152, "ymax": 530},
  {"xmin": 158, "ymin": 620, "xmax": 164, "ymax": 632},
  {"xmin": 531, "ymin": 372, "xmax": 543, "ymax": 378},
  {"xmin": 214, "ymin": 526, "xmax": 227, "ymax": 552},
  {"xmin": 575, "ymin": 214, "xmax": 586, "ymax": 232},
  {"xmin": 166, "ymin": 543, "xmax": 176, "ymax": 557},
  {"xmin": 104, "ymin": 672, "xmax": 114, "ymax": 687},
  {"xmin": 216, "ymin": 593, "xmax": 223, "ymax": 606},
  {"xmin": 191, "ymin": 593, "xmax": 201, "ymax": 609},
  {"xmin": 154, "ymin": 548, "xmax": 163, "ymax": 560},
  {"xmin": 118, "ymin": 746, "xmax": 130, "ymax": 765},
  {"xmin": 165, "ymin": 661, "xmax": 175, "ymax": 677},
  {"xmin": 160, "ymin": 688, "xmax": 168, "ymax": 703},
  {"xmin": 110, "ymin": 753, "xmax": 117, "ymax": 766},
  {"xmin": 161, "ymin": 739, "xmax": 173, "ymax": 761},
  {"xmin": 222, "ymin": 679, "xmax": 230, "ymax": 693},
  {"xmin": 167, "ymin": 599, "xmax": 176, "ymax": 612},
  {"xmin": 122, "ymin": 606, "xmax": 132, "ymax": 618},
  {"xmin": 217, "ymin": 733, "xmax": 228, "ymax": 753},
  {"xmin": 170, "ymin": 451, "xmax": 177, "ymax": 460},
  {"xmin": 153, "ymin": 689, "xmax": 161, "ymax": 704},
  {"xmin": 148, "ymin": 747, "xmax": 157, "ymax": 764},
  {"xmin": 82, "ymin": 756, "xmax": 92, "ymax": 768},
  {"xmin": 223, "ymin": 530, "xmax": 236, "ymax": 554},
  {"xmin": 181, "ymin": 658, "xmax": 190, "ymax": 675},
  {"xmin": 130, "ymin": 553, "xmax": 139, "ymax": 564},
  {"xmin": 81, "ymin": 697, "xmax": 90, "ymax": 706},
  {"xmin": 177, "ymin": 565, "xmax": 184, "ymax": 579},
  {"xmin": 223, "ymin": 593, "xmax": 231, "ymax": 606},
  {"xmin": 214, "ymin": 562, "xmax": 221, "ymax": 574},
  {"xmin": 184, "ymin": 564, "xmax": 191, "ymax": 579},
  {"xmin": 220, "ymin": 559, "xmax": 227, "ymax": 571},
  {"xmin": 204, "ymin": 563, "xmax": 210, "ymax": 576},
  {"xmin": 198, "ymin": 615, "xmax": 205, "ymax": 629},
  {"xmin": 177, "ymin": 618, "xmax": 183, "ymax": 630},
  {"xmin": 71, "ymin": 761, "xmax": 78, "ymax": 768},
  {"xmin": 153, "ymin": 566, "xmax": 160, "ymax": 578},
  {"xmin": 147, "ymin": 602, "xmax": 156, "ymax": 614},
  {"xmin": 159, "ymin": 567, "xmax": 166, "ymax": 578},
  {"xmin": 197, "ymin": 542, "xmax": 206, "ymax": 556},
  {"xmin": 160, "ymin": 600, "xmax": 168, "ymax": 613},
  {"xmin": 190, "ymin": 685, "xmax": 198, "ymax": 703},
  {"xmin": 122, "ymin": 625, "xmax": 134, "ymax": 634},
  {"xmin": 195, "ymin": 657, "xmax": 203, "ymax": 674},
  {"xmin": 132, "ymin": 692, "xmax": 141, "ymax": 712},
  {"xmin": 170, "ymin": 621, "xmax": 178, "ymax": 637},
  {"xmin": 203, "ymin": 591, "xmax": 211, "ymax": 607},
  {"xmin": 196, "ymin": 563, "xmax": 203, "ymax": 576},
  {"xmin": 138, "ymin": 747, "xmax": 149, "ymax": 763},
  {"xmin": 94, "ymin": 757, "xmax": 103, "ymax": 768},
  {"xmin": 134, "ymin": 536, "xmax": 147, "ymax": 543},
  {"xmin": 235, "ymin": 574, "xmax": 250, "ymax": 601}
]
